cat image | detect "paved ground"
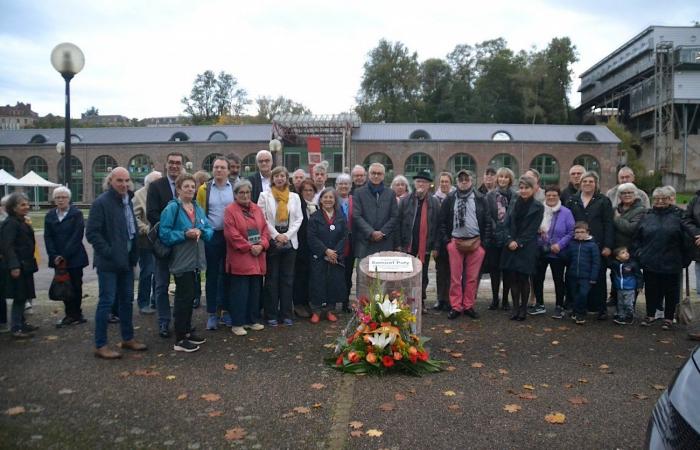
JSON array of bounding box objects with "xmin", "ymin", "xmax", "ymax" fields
[{"xmin": 2, "ymin": 263, "xmax": 699, "ymax": 449}]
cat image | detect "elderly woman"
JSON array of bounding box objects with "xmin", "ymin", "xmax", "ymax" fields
[
  {"xmin": 159, "ymin": 173, "xmax": 212, "ymax": 352},
  {"xmin": 307, "ymin": 188, "xmax": 347, "ymax": 323},
  {"xmin": 634, "ymin": 186, "xmax": 695, "ymax": 329},
  {"xmin": 432, "ymin": 172, "xmax": 455, "ymax": 311},
  {"xmin": 0, "ymin": 193, "xmax": 39, "ymax": 338},
  {"xmin": 258, "ymin": 166, "xmax": 303, "ymax": 327},
  {"xmin": 336, "ymin": 173, "xmax": 355, "ymax": 313},
  {"xmin": 391, "ymin": 175, "xmax": 410, "ymax": 205},
  {"xmin": 532, "ymin": 186, "xmax": 574, "ymax": 319},
  {"xmin": 44, "ymin": 187, "xmax": 89, "ymax": 327},
  {"xmin": 485, "ymin": 167, "xmax": 516, "ymax": 310},
  {"xmin": 565, "ymin": 171, "xmax": 614, "ymax": 320},
  {"xmin": 224, "ymin": 179, "xmax": 269, "ymax": 336},
  {"xmin": 613, "ymin": 182, "xmax": 646, "ymax": 249},
  {"xmin": 500, "ymin": 176, "xmax": 544, "ymax": 321},
  {"xmin": 293, "ymin": 178, "xmax": 317, "ymax": 318}
]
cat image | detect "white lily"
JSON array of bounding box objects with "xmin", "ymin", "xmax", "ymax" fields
[
  {"xmin": 368, "ymin": 332, "xmax": 395, "ymax": 349},
  {"xmin": 378, "ymin": 298, "xmax": 401, "ymax": 318}
]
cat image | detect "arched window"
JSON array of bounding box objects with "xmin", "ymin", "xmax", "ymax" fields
[
  {"xmin": 530, "ymin": 154, "xmax": 560, "ymax": 186},
  {"xmin": 203, "ymin": 153, "xmax": 224, "ymax": 172},
  {"xmin": 492, "ymin": 131, "xmax": 512, "ymax": 141},
  {"xmin": 0, "ymin": 156, "xmax": 15, "ymax": 175},
  {"xmin": 409, "ymin": 129, "xmax": 431, "ymax": 140},
  {"xmin": 92, "ymin": 155, "xmax": 117, "ymax": 198},
  {"xmin": 128, "ymin": 154, "xmax": 153, "ymax": 187},
  {"xmin": 489, "ymin": 153, "xmax": 518, "ymax": 174},
  {"xmin": 70, "ymin": 134, "xmax": 82, "ymax": 143},
  {"xmin": 241, "ymin": 153, "xmax": 258, "ymax": 179},
  {"xmin": 208, "ymin": 131, "xmax": 227, "ymax": 141},
  {"xmin": 57, "ymin": 156, "xmax": 84, "ymax": 202},
  {"xmin": 24, "ymin": 156, "xmax": 49, "ymax": 202},
  {"xmin": 404, "ymin": 153, "xmax": 434, "ymax": 179},
  {"xmin": 448, "ymin": 153, "xmax": 476, "ymax": 174},
  {"xmin": 573, "ymin": 155, "xmax": 600, "ymax": 175},
  {"xmin": 576, "ymin": 131, "xmax": 597, "ymax": 142},
  {"xmin": 170, "ymin": 132, "xmax": 189, "ymax": 142},
  {"xmin": 363, "ymin": 153, "xmax": 394, "ymax": 174},
  {"xmin": 29, "ymin": 134, "xmax": 47, "ymax": 144}
]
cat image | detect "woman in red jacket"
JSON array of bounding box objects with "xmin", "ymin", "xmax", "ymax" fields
[{"xmin": 224, "ymin": 180, "xmax": 270, "ymax": 336}]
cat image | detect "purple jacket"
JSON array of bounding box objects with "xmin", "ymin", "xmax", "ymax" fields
[{"xmin": 537, "ymin": 205, "xmax": 575, "ymax": 259}]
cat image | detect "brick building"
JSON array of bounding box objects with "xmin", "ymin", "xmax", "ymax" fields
[{"xmin": 0, "ymin": 102, "xmax": 38, "ymax": 130}]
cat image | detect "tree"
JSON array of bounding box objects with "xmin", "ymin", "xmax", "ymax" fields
[
  {"xmin": 355, "ymin": 39, "xmax": 421, "ymax": 122},
  {"xmin": 254, "ymin": 96, "xmax": 311, "ymax": 122},
  {"xmin": 83, "ymin": 106, "xmax": 99, "ymax": 118},
  {"xmin": 419, "ymin": 58, "xmax": 453, "ymax": 122},
  {"xmin": 446, "ymin": 44, "xmax": 477, "ymax": 122},
  {"xmin": 181, "ymin": 70, "xmax": 249, "ymax": 124},
  {"xmin": 539, "ymin": 37, "xmax": 578, "ymax": 124},
  {"xmin": 472, "ymin": 41, "xmax": 525, "ymax": 123}
]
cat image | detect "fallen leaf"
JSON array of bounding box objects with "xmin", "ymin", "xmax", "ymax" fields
[
  {"xmin": 658, "ymin": 339, "xmax": 671, "ymax": 344},
  {"xmin": 224, "ymin": 364, "xmax": 238, "ymax": 371},
  {"xmin": 260, "ymin": 347, "xmax": 275, "ymax": 352},
  {"xmin": 408, "ymin": 387, "xmax": 417, "ymax": 394},
  {"xmin": 578, "ymin": 378, "xmax": 588, "ymax": 384},
  {"xmin": 543, "ymin": 327, "xmax": 553, "ymax": 332},
  {"xmin": 394, "ymin": 393, "xmax": 406, "ymax": 401},
  {"xmin": 165, "ymin": 375, "xmax": 176, "ymax": 381},
  {"xmin": 58, "ymin": 388, "xmax": 74, "ymax": 395},
  {"xmin": 506, "ymin": 388, "xmax": 518, "ymax": 395},
  {"xmin": 540, "ymin": 383, "xmax": 550, "ymax": 388},
  {"xmin": 224, "ymin": 427, "xmax": 247, "ymax": 441},
  {"xmin": 45, "ymin": 335, "xmax": 59, "ymax": 341},
  {"xmin": 310, "ymin": 383, "xmax": 326, "ymax": 390},
  {"xmin": 118, "ymin": 371, "xmax": 130, "ymax": 378},
  {"xmin": 323, "ymin": 343, "xmax": 336, "ymax": 349},
  {"xmin": 293, "ymin": 406, "xmax": 311, "ymax": 414},
  {"xmin": 551, "ymin": 341, "xmax": 560, "ymax": 345},
  {"xmin": 545, "ymin": 412, "xmax": 566, "ymax": 424},
  {"xmin": 350, "ymin": 430, "xmax": 364, "ymax": 437},
  {"xmin": 599, "ymin": 364, "xmax": 609, "ymax": 370},
  {"xmin": 446, "ymin": 366, "xmax": 457, "ymax": 372},
  {"xmin": 366, "ymin": 429, "xmax": 383, "ymax": 437},
  {"xmin": 498, "ymin": 369, "xmax": 509, "ymax": 375},
  {"xmin": 133, "ymin": 369, "xmax": 160, "ymax": 377},
  {"xmin": 557, "ymin": 326, "xmax": 570, "ymax": 331},
  {"xmin": 312, "ymin": 403, "xmax": 322, "ymax": 409},
  {"xmin": 471, "ymin": 362, "xmax": 484, "ymax": 368},
  {"xmin": 451, "ymin": 352, "xmax": 464, "ymax": 359},
  {"xmin": 379, "ymin": 402, "xmax": 395, "ymax": 412},
  {"xmin": 201, "ymin": 393, "xmax": 221, "ymax": 402},
  {"xmin": 633, "ymin": 393, "xmax": 649, "ymax": 400},
  {"xmin": 504, "ymin": 404, "xmax": 522, "ymax": 413},
  {"xmin": 652, "ymin": 384, "xmax": 666, "ymax": 391},
  {"xmin": 568, "ymin": 396, "xmax": 588, "ymax": 405},
  {"xmin": 518, "ymin": 393, "xmax": 538, "ymax": 400},
  {"xmin": 281, "ymin": 412, "xmax": 295, "ymax": 418},
  {"xmin": 443, "ymin": 329, "xmax": 454, "ymax": 334},
  {"xmin": 5, "ymin": 406, "xmax": 25, "ymax": 416},
  {"xmin": 208, "ymin": 410, "xmax": 223, "ymax": 417},
  {"xmin": 564, "ymin": 383, "xmax": 574, "ymax": 389},
  {"xmin": 447, "ymin": 404, "xmax": 461, "ymax": 412},
  {"xmin": 523, "ymin": 384, "xmax": 535, "ymax": 390},
  {"xmin": 177, "ymin": 394, "xmax": 188, "ymax": 401},
  {"xmin": 349, "ymin": 421, "xmax": 364, "ymax": 429},
  {"xmin": 454, "ymin": 339, "xmax": 466, "ymax": 344},
  {"xmin": 613, "ymin": 334, "xmax": 625, "ymax": 339},
  {"xmin": 443, "ymin": 390, "xmax": 457, "ymax": 397}
]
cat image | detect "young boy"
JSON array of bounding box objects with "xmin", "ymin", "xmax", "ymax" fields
[
  {"xmin": 609, "ymin": 247, "xmax": 642, "ymax": 325},
  {"xmin": 562, "ymin": 221, "xmax": 600, "ymax": 325}
]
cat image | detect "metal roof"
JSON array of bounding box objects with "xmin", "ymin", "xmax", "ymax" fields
[
  {"xmin": 0, "ymin": 124, "xmax": 272, "ymax": 145},
  {"xmin": 351, "ymin": 123, "xmax": 620, "ymax": 143}
]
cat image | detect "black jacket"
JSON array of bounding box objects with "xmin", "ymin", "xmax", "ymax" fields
[
  {"xmin": 86, "ymin": 188, "xmax": 139, "ymax": 272},
  {"xmin": 44, "ymin": 206, "xmax": 89, "ymax": 269},
  {"xmin": 398, "ymin": 192, "xmax": 440, "ymax": 254},
  {"xmin": 248, "ymin": 172, "xmax": 264, "ymax": 204},
  {"xmin": 352, "ymin": 184, "xmax": 399, "ymax": 259},
  {"xmin": 438, "ymin": 189, "xmax": 492, "ymax": 249},
  {"xmin": 560, "ymin": 183, "xmax": 578, "ymax": 205},
  {"xmin": 0, "ymin": 215, "xmax": 37, "ymax": 273},
  {"xmin": 633, "ymin": 206, "xmax": 695, "ymax": 274},
  {"xmin": 484, "ymin": 187, "xmax": 516, "ymax": 248},
  {"xmin": 499, "ymin": 198, "xmax": 544, "ymax": 275},
  {"xmin": 307, "ymin": 209, "xmax": 348, "ymax": 304},
  {"xmin": 146, "ymin": 176, "xmax": 175, "ymax": 227},
  {"xmin": 566, "ymin": 192, "xmax": 614, "ymax": 250}
]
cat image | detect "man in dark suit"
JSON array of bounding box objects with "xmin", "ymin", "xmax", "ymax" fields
[
  {"xmin": 146, "ymin": 151, "xmax": 184, "ymax": 338},
  {"xmin": 352, "ymin": 162, "xmax": 398, "ymax": 259},
  {"xmin": 247, "ymin": 150, "xmax": 273, "ymax": 204}
]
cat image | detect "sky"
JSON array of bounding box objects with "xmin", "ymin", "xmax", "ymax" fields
[{"xmin": 1, "ymin": 0, "xmax": 699, "ymax": 120}]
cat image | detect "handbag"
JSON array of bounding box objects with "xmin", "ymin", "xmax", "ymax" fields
[
  {"xmin": 48, "ymin": 260, "xmax": 73, "ymax": 302},
  {"xmin": 456, "ymin": 236, "xmax": 481, "ymax": 254},
  {"xmin": 677, "ymin": 268, "xmax": 695, "ymax": 325},
  {"xmin": 147, "ymin": 204, "xmax": 180, "ymax": 259}
]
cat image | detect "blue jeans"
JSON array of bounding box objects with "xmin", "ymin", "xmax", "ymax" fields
[
  {"xmin": 137, "ymin": 248, "xmax": 155, "ymax": 309},
  {"xmin": 154, "ymin": 257, "xmax": 171, "ymax": 328},
  {"xmin": 205, "ymin": 231, "xmax": 228, "ymax": 314},
  {"xmin": 568, "ymin": 277, "xmax": 592, "ymax": 318},
  {"xmin": 229, "ymin": 275, "xmax": 262, "ymax": 326},
  {"xmin": 95, "ymin": 269, "xmax": 135, "ymax": 348}
]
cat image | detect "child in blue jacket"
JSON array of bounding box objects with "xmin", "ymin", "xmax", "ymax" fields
[
  {"xmin": 562, "ymin": 221, "xmax": 600, "ymax": 325},
  {"xmin": 609, "ymin": 246, "xmax": 643, "ymax": 325}
]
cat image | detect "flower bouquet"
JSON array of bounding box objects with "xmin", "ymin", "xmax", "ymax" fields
[{"xmin": 327, "ymin": 277, "xmax": 443, "ymax": 376}]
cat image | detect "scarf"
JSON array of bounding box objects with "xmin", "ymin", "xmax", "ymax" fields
[
  {"xmin": 306, "ymin": 202, "xmax": 318, "ymax": 218},
  {"xmin": 272, "ymin": 185, "xmax": 289, "ymax": 223},
  {"xmin": 416, "ymin": 195, "xmax": 429, "ymax": 264},
  {"xmin": 495, "ymin": 187, "xmax": 511, "ymax": 223},
  {"xmin": 454, "ymin": 187, "xmax": 474, "ymax": 229},
  {"xmin": 369, "ymin": 182, "xmax": 385, "ymax": 197},
  {"xmin": 434, "ymin": 187, "xmax": 454, "ymax": 203},
  {"xmin": 540, "ymin": 200, "xmax": 561, "ymax": 235}
]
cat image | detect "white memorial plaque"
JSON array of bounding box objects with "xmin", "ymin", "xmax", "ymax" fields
[{"xmin": 368, "ymin": 256, "xmax": 413, "ymax": 273}]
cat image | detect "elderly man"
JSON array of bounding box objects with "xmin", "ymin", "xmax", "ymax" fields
[
  {"xmin": 398, "ymin": 170, "xmax": 441, "ymax": 309},
  {"xmin": 147, "ymin": 152, "xmax": 185, "ymax": 338},
  {"xmin": 312, "ymin": 161, "xmax": 329, "ymax": 203},
  {"xmin": 477, "ymin": 166, "xmax": 497, "ymax": 195},
  {"xmin": 353, "ymin": 162, "xmax": 398, "ymax": 259},
  {"xmin": 86, "ymin": 167, "xmax": 147, "ymax": 359},
  {"xmin": 560, "ymin": 165, "xmax": 584, "ymax": 205},
  {"xmin": 606, "ymin": 166, "xmax": 650, "ymax": 208},
  {"xmin": 292, "ymin": 169, "xmax": 307, "ymax": 193},
  {"xmin": 227, "ymin": 153, "xmax": 241, "ymax": 184},
  {"xmin": 248, "ymin": 150, "xmax": 273, "ymax": 203},
  {"xmin": 350, "ymin": 165, "xmax": 367, "ymax": 194},
  {"xmin": 133, "ymin": 170, "xmax": 162, "ymax": 315}
]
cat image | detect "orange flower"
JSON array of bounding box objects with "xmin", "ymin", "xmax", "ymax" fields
[
  {"xmin": 348, "ymin": 351, "xmax": 360, "ymax": 363},
  {"xmin": 408, "ymin": 346, "xmax": 418, "ymax": 356},
  {"xmin": 366, "ymin": 352, "xmax": 377, "ymax": 364},
  {"xmin": 393, "ymin": 351, "xmax": 402, "ymax": 361},
  {"xmin": 382, "ymin": 355, "xmax": 395, "ymax": 367},
  {"xmin": 363, "ymin": 334, "xmax": 371, "ymax": 344}
]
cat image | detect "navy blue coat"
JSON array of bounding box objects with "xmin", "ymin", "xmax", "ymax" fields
[
  {"xmin": 562, "ymin": 238, "xmax": 601, "ymax": 282},
  {"xmin": 307, "ymin": 209, "xmax": 348, "ymax": 304},
  {"xmin": 86, "ymin": 188, "xmax": 139, "ymax": 272},
  {"xmin": 44, "ymin": 206, "xmax": 89, "ymax": 270}
]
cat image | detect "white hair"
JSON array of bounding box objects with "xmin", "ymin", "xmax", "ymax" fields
[
  {"xmin": 335, "ymin": 173, "xmax": 351, "ymax": 186},
  {"xmin": 144, "ymin": 171, "xmax": 163, "ymax": 187},
  {"xmin": 351, "ymin": 165, "xmax": 366, "ymax": 175},
  {"xmin": 313, "ymin": 161, "xmax": 329, "ymax": 174},
  {"xmin": 391, "ymin": 175, "xmax": 409, "ymax": 189},
  {"xmin": 52, "ymin": 186, "xmax": 72, "ymax": 200},
  {"xmin": 292, "ymin": 168, "xmax": 307, "ymax": 177},
  {"xmin": 255, "ymin": 150, "xmax": 272, "ymax": 162}
]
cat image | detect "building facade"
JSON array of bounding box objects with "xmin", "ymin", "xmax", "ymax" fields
[{"xmin": 0, "ymin": 102, "xmax": 38, "ymax": 130}]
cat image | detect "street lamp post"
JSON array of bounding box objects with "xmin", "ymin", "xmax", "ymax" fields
[{"xmin": 50, "ymin": 43, "xmax": 85, "ymax": 188}]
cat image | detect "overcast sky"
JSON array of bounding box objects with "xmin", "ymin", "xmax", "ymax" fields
[{"xmin": 1, "ymin": 0, "xmax": 698, "ymax": 119}]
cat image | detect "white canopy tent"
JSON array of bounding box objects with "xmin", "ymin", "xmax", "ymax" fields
[
  {"xmin": 7, "ymin": 170, "xmax": 62, "ymax": 209},
  {"xmin": 0, "ymin": 169, "xmax": 19, "ymax": 197}
]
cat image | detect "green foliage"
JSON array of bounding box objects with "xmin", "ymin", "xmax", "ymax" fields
[
  {"xmin": 605, "ymin": 117, "xmax": 646, "ymax": 179},
  {"xmin": 181, "ymin": 70, "xmax": 249, "ymax": 124},
  {"xmin": 255, "ymin": 96, "xmax": 311, "ymax": 122}
]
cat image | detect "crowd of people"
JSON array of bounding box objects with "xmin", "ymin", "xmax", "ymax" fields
[{"xmin": 2, "ymin": 150, "xmax": 700, "ymax": 357}]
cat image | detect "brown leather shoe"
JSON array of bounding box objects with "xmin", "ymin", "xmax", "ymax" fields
[
  {"xmin": 94, "ymin": 346, "xmax": 122, "ymax": 359},
  {"xmin": 119, "ymin": 340, "xmax": 148, "ymax": 351}
]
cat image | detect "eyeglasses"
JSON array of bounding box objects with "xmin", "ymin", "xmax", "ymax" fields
[
  {"xmin": 258, "ymin": 159, "xmax": 272, "ymax": 163},
  {"xmin": 237, "ymin": 191, "xmax": 251, "ymax": 196},
  {"xmin": 620, "ymin": 191, "xmax": 634, "ymax": 195},
  {"xmin": 369, "ymin": 171, "xmax": 384, "ymax": 176}
]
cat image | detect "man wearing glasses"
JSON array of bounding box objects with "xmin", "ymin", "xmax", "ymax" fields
[
  {"xmin": 352, "ymin": 163, "xmax": 398, "ymax": 259},
  {"xmin": 606, "ymin": 166, "xmax": 650, "ymax": 208},
  {"xmin": 248, "ymin": 150, "xmax": 273, "ymax": 204}
]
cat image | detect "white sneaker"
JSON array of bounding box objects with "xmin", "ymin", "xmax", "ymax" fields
[
  {"xmin": 24, "ymin": 301, "xmax": 33, "ymax": 315},
  {"xmin": 231, "ymin": 326, "xmax": 248, "ymax": 336},
  {"xmin": 654, "ymin": 309, "xmax": 664, "ymax": 320},
  {"xmin": 244, "ymin": 323, "xmax": 264, "ymax": 331}
]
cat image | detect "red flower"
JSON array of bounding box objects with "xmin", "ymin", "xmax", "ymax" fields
[
  {"xmin": 358, "ymin": 295, "xmax": 369, "ymax": 306},
  {"xmin": 382, "ymin": 356, "xmax": 395, "ymax": 367},
  {"xmin": 393, "ymin": 351, "xmax": 402, "ymax": 361},
  {"xmin": 418, "ymin": 351, "xmax": 429, "ymax": 362},
  {"xmin": 369, "ymin": 322, "xmax": 378, "ymax": 331},
  {"xmin": 409, "ymin": 354, "xmax": 418, "ymax": 364},
  {"xmin": 366, "ymin": 352, "xmax": 377, "ymax": 364},
  {"xmin": 336, "ymin": 355, "xmax": 344, "ymax": 366},
  {"xmin": 348, "ymin": 351, "xmax": 360, "ymax": 363}
]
